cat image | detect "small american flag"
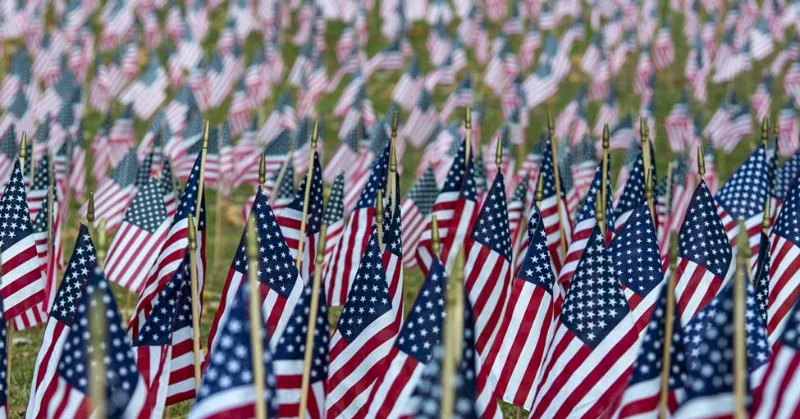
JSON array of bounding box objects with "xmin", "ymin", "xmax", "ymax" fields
[
  {"xmin": 322, "ymin": 173, "xmax": 346, "ymax": 276},
  {"xmin": 0, "ymin": 162, "xmax": 45, "ymax": 326},
  {"xmin": 665, "ymin": 93, "xmax": 693, "ymax": 152},
  {"xmin": 105, "ymin": 178, "xmax": 170, "ymax": 295},
  {"xmin": 69, "ymin": 125, "xmax": 86, "ymax": 199},
  {"xmin": 84, "ymin": 150, "xmax": 139, "ymax": 233},
  {"xmin": 0, "ymin": 126, "xmax": 17, "ymax": 187},
  {"xmin": 675, "ymin": 280, "xmax": 769, "ymax": 416},
  {"xmin": 325, "ymin": 233, "xmax": 397, "ymax": 417},
  {"xmin": 614, "ymin": 144, "xmax": 648, "ymax": 230},
  {"xmin": 363, "ymin": 254, "xmax": 446, "ymax": 417},
  {"xmin": 27, "ymin": 151, "xmax": 50, "ymax": 223},
  {"xmin": 46, "ymin": 267, "xmax": 148, "ymax": 418},
  {"xmin": 273, "ymin": 274, "xmax": 329, "ymax": 419},
  {"xmin": 208, "ymin": 188, "xmax": 303, "ymax": 353},
  {"xmin": 613, "ymin": 202, "xmax": 664, "ymax": 332},
  {"xmin": 614, "ymin": 283, "xmax": 687, "ymax": 417},
  {"xmin": 401, "ymin": 168, "xmax": 439, "ymax": 271},
  {"xmin": 415, "ymin": 140, "xmax": 479, "ymax": 276},
  {"xmin": 530, "ymin": 224, "xmax": 640, "ymax": 418},
  {"xmin": 410, "ymin": 292, "xmax": 502, "ymax": 419},
  {"xmin": 133, "ymin": 251, "xmax": 194, "ymax": 414},
  {"xmin": 403, "ymin": 89, "xmax": 439, "ymax": 148},
  {"xmin": 653, "ymin": 25, "xmax": 675, "ymax": 69},
  {"xmin": 778, "ymin": 99, "xmax": 800, "ymax": 157},
  {"xmin": 31, "ymin": 177, "xmax": 61, "ymax": 320},
  {"xmin": 767, "ymin": 179, "xmax": 800, "ymax": 343},
  {"xmin": 160, "ymin": 159, "xmax": 179, "ymax": 217},
  {"xmin": 190, "ymin": 284, "xmax": 279, "ymax": 419},
  {"xmin": 25, "ymin": 225, "xmax": 95, "ymax": 418},
  {"xmin": 751, "ymin": 73, "xmax": 774, "ymax": 122},
  {"xmin": 325, "ymin": 146, "xmax": 389, "ymax": 306},
  {"xmin": 675, "ymin": 182, "xmax": 733, "ymax": 325},
  {"xmin": 483, "ymin": 203, "xmax": 557, "ymax": 409}
]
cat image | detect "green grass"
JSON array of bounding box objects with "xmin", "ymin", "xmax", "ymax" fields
[{"xmin": 5, "ymin": 1, "xmax": 787, "ymax": 417}]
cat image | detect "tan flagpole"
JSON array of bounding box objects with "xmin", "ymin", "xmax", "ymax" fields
[
  {"xmin": 600, "ymin": 124, "xmax": 610, "ymax": 217},
  {"xmin": 645, "ymin": 169, "xmax": 656, "ymax": 225},
  {"xmin": 295, "ymin": 121, "xmax": 319, "ymax": 270},
  {"xmin": 88, "ymin": 279, "xmax": 107, "ymax": 419},
  {"xmin": 376, "ymin": 190, "xmax": 384, "ymax": 249},
  {"xmin": 297, "ymin": 217, "xmax": 328, "ymax": 419},
  {"xmin": 658, "ymin": 233, "xmax": 679, "ymax": 418},
  {"xmin": 733, "ymin": 220, "xmax": 749, "ymax": 419},
  {"xmin": 465, "ymin": 106, "xmax": 472, "ymax": 169},
  {"xmin": 187, "ymin": 214, "xmax": 203, "ymax": 391},
  {"xmin": 389, "ymin": 112, "xmax": 399, "ymax": 215},
  {"xmin": 595, "ymin": 190, "xmax": 606, "ymax": 237},
  {"xmin": 547, "ymin": 112, "xmax": 569, "ymax": 255},
  {"xmin": 245, "ymin": 216, "xmax": 268, "ymax": 419}
]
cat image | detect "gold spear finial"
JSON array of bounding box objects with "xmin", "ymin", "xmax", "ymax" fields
[
  {"xmin": 258, "ymin": 153, "xmax": 267, "ymax": 186},
  {"xmin": 389, "ymin": 141, "xmax": 397, "ymax": 173},
  {"xmin": 97, "ymin": 219, "xmax": 107, "ymax": 268},
  {"xmin": 698, "ymin": 145, "xmax": 706, "ymax": 178},
  {"xmin": 18, "ymin": 131, "xmax": 26, "ymax": 168},
  {"xmin": 762, "ymin": 198, "xmax": 772, "ymax": 231},
  {"xmin": 188, "ymin": 214, "xmax": 197, "ymax": 251},
  {"xmin": 376, "ymin": 189, "xmax": 384, "ymax": 248},
  {"xmin": 645, "ymin": 169, "xmax": 654, "ymax": 202},
  {"xmin": 495, "ymin": 137, "xmax": 503, "ymax": 166},
  {"xmin": 311, "ymin": 120, "xmax": 319, "ymax": 149},
  {"xmin": 391, "ymin": 111, "xmax": 399, "ymax": 138},
  {"xmin": 595, "ymin": 190, "xmax": 606, "ymax": 236},
  {"xmin": 761, "ymin": 117, "xmax": 769, "ymax": 148},
  {"xmin": 535, "ymin": 173, "xmax": 545, "ymax": 204},
  {"xmin": 547, "ymin": 111, "xmax": 554, "ymax": 138},
  {"xmin": 465, "ymin": 106, "xmax": 472, "ymax": 130},
  {"xmin": 640, "ymin": 116, "xmax": 646, "ymax": 139},
  {"xmin": 602, "ymin": 123, "xmax": 610, "ymax": 150},
  {"xmin": 202, "ymin": 121, "xmax": 210, "ymax": 150},
  {"xmin": 87, "ymin": 192, "xmax": 95, "ymax": 224},
  {"xmin": 431, "ymin": 215, "xmax": 440, "ymax": 256}
]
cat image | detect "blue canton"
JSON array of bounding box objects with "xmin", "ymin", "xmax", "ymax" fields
[
  {"xmin": 274, "ymin": 279, "xmax": 329, "ymax": 383},
  {"xmin": 471, "ymin": 175, "xmax": 512, "ymax": 261},
  {"xmin": 612, "ymin": 203, "xmax": 662, "ymax": 297},
  {"xmin": 678, "ymin": 183, "xmax": 732, "ymax": 279},
  {"xmin": 518, "ymin": 206, "xmax": 556, "ymax": 291},
  {"xmin": 396, "ymin": 258, "xmax": 446, "ymax": 362},
  {"xmin": 135, "ymin": 253, "xmax": 193, "ymax": 346},
  {"xmin": 716, "ymin": 148, "xmax": 769, "ymax": 219}
]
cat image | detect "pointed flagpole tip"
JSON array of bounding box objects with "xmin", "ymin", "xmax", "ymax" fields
[
  {"xmin": 188, "ymin": 214, "xmax": 197, "ymax": 250},
  {"xmin": 87, "ymin": 192, "xmax": 95, "ymax": 223},
  {"xmin": 639, "ymin": 117, "xmax": 646, "ymax": 138},
  {"xmin": 465, "ymin": 106, "xmax": 472, "ymax": 129},
  {"xmin": 602, "ymin": 124, "xmax": 610, "ymax": 150},
  {"xmin": 19, "ymin": 131, "xmax": 27, "ymax": 159},
  {"xmin": 389, "ymin": 142, "xmax": 397, "ymax": 173},
  {"xmin": 547, "ymin": 111, "xmax": 554, "ymax": 136},
  {"xmin": 697, "ymin": 145, "xmax": 706, "ymax": 178},
  {"xmin": 762, "ymin": 198, "xmax": 772, "ymax": 230},
  {"xmin": 431, "ymin": 215, "xmax": 440, "ymax": 256},
  {"xmin": 202, "ymin": 121, "xmax": 210, "ymax": 150},
  {"xmin": 311, "ymin": 120, "xmax": 319, "ymax": 148},
  {"xmin": 375, "ymin": 189, "xmax": 384, "ymax": 224},
  {"xmin": 535, "ymin": 173, "xmax": 545, "ymax": 204},
  {"xmin": 495, "ymin": 137, "xmax": 503, "ymax": 166},
  {"xmin": 761, "ymin": 117, "xmax": 769, "ymax": 146},
  {"xmin": 246, "ymin": 215, "xmax": 258, "ymax": 259},
  {"xmin": 391, "ymin": 111, "xmax": 399, "ymax": 137},
  {"xmin": 258, "ymin": 153, "xmax": 267, "ymax": 186}
]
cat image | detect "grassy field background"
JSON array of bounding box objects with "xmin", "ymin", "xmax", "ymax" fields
[{"xmin": 5, "ymin": 1, "xmax": 784, "ymax": 417}]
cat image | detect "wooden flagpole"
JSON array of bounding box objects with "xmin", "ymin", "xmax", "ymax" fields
[
  {"xmin": 295, "ymin": 121, "xmax": 319, "ymax": 270},
  {"xmin": 389, "ymin": 112, "xmax": 399, "ymax": 215},
  {"xmin": 547, "ymin": 112, "xmax": 569, "ymax": 256},
  {"xmin": 96, "ymin": 220, "xmax": 107, "ymax": 268},
  {"xmin": 658, "ymin": 232, "xmax": 679, "ymax": 418},
  {"xmin": 645, "ymin": 169, "xmax": 655, "ymax": 225},
  {"xmin": 601, "ymin": 124, "xmax": 610, "ymax": 216},
  {"xmin": 19, "ymin": 132, "xmax": 27, "ymax": 188},
  {"xmin": 465, "ymin": 106, "xmax": 472, "ymax": 167},
  {"xmin": 187, "ymin": 214, "xmax": 203, "ymax": 392},
  {"xmin": 245, "ymin": 216, "xmax": 268, "ymax": 419},
  {"xmin": 195, "ymin": 121, "xmax": 210, "ymax": 222},
  {"xmin": 376, "ymin": 190, "xmax": 384, "ymax": 249},
  {"xmin": 641, "ymin": 117, "xmax": 652, "ymax": 183},
  {"xmin": 761, "ymin": 117, "xmax": 769, "ymax": 150},
  {"xmin": 595, "ymin": 190, "xmax": 606, "ymax": 237},
  {"xmin": 697, "ymin": 145, "xmax": 706, "ymax": 182},
  {"xmin": 733, "ymin": 220, "xmax": 749, "ymax": 419},
  {"xmin": 441, "ymin": 223, "xmax": 464, "ymax": 419},
  {"xmin": 88, "ymin": 280, "xmax": 108, "ymax": 419},
  {"xmin": 297, "ymin": 217, "xmax": 328, "ymax": 419},
  {"xmin": 214, "ymin": 124, "xmax": 224, "ymax": 270}
]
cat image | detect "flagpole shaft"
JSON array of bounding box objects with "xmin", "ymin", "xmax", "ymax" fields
[
  {"xmin": 658, "ymin": 259, "xmax": 677, "ymax": 417},
  {"xmin": 246, "ymin": 216, "xmax": 268, "ymax": 419},
  {"xmin": 295, "ymin": 151, "xmax": 316, "ymax": 270},
  {"xmin": 188, "ymin": 215, "xmax": 203, "ymax": 392},
  {"xmin": 733, "ymin": 223, "xmax": 748, "ymax": 419},
  {"xmin": 298, "ymin": 224, "xmax": 327, "ymax": 419},
  {"xmin": 89, "ymin": 289, "xmax": 107, "ymax": 419},
  {"xmin": 441, "ymin": 248, "xmax": 464, "ymax": 419},
  {"xmin": 270, "ymin": 152, "xmax": 292, "ymax": 205},
  {"xmin": 214, "ymin": 192, "xmax": 224, "ymax": 269},
  {"xmin": 549, "ymin": 135, "xmax": 569, "ymax": 255}
]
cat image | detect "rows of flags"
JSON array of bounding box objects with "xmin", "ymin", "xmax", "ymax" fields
[{"xmin": 3, "ymin": 0, "xmax": 800, "ymax": 417}]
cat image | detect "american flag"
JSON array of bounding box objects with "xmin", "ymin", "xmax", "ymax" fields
[
  {"xmin": 593, "ymin": 87, "xmax": 619, "ymax": 137},
  {"xmin": 208, "ymin": 188, "xmax": 303, "ymax": 353},
  {"xmin": 754, "ymin": 229, "xmax": 770, "ymax": 326},
  {"xmin": 0, "ymin": 162, "xmax": 45, "ymax": 327},
  {"xmin": 164, "ymin": 85, "xmax": 197, "ymax": 137},
  {"xmin": 716, "ymin": 148, "xmax": 770, "ymax": 266},
  {"xmin": 325, "ymin": 233, "xmax": 398, "ymax": 417},
  {"xmin": 767, "ymin": 180, "xmax": 800, "ymax": 343},
  {"xmin": 440, "ymin": 75, "xmax": 473, "ymax": 122},
  {"xmin": 483, "ymin": 204, "xmax": 557, "ymax": 409},
  {"xmin": 27, "ymin": 153, "xmax": 51, "ymax": 223},
  {"xmin": 0, "ymin": 126, "xmax": 17, "ymax": 186},
  {"xmin": 25, "ymin": 225, "xmax": 95, "ymax": 418},
  {"xmin": 85, "ymin": 150, "xmax": 139, "ymax": 233},
  {"xmin": 132, "ymin": 251, "xmax": 194, "ymax": 415},
  {"xmin": 530, "ymin": 224, "xmax": 640, "ymax": 417},
  {"xmin": 90, "ymin": 114, "xmax": 113, "ymax": 182},
  {"xmin": 31, "ymin": 176, "xmax": 61, "ymax": 320},
  {"xmin": 324, "ymin": 122, "xmax": 367, "ymax": 184},
  {"xmin": 675, "ymin": 280, "xmax": 769, "ymax": 416},
  {"xmin": 753, "ymin": 286, "xmax": 800, "ymax": 417},
  {"xmin": 128, "ymin": 154, "xmax": 207, "ymax": 405},
  {"xmin": 160, "ymin": 159, "xmax": 179, "ymax": 217},
  {"xmin": 119, "ymin": 57, "xmax": 168, "ymax": 120},
  {"xmin": 400, "ymin": 168, "xmax": 439, "ymax": 271},
  {"xmin": 46, "ymin": 267, "xmax": 148, "ymax": 418},
  {"xmin": 325, "ymin": 146, "xmax": 388, "ymax": 306},
  {"xmin": 778, "ymin": 99, "xmax": 800, "ymax": 157},
  {"xmin": 191, "ymin": 284, "xmax": 279, "ymax": 419},
  {"xmin": 69, "ymin": 124, "xmax": 86, "ymax": 199},
  {"xmin": 403, "ymin": 89, "xmax": 439, "ymax": 148},
  {"xmin": 750, "ymin": 18, "xmax": 775, "ymax": 61},
  {"xmin": 558, "ymin": 161, "xmax": 615, "ymax": 288},
  {"xmin": 410, "ymin": 291, "xmax": 501, "ymax": 418},
  {"xmin": 751, "ymin": 73, "xmax": 774, "ymax": 122},
  {"xmin": 665, "ymin": 93, "xmax": 693, "ymax": 152},
  {"xmin": 463, "ymin": 172, "xmax": 512, "ymax": 358},
  {"xmin": 273, "ymin": 274, "xmax": 329, "ymax": 419},
  {"xmin": 109, "ymin": 106, "xmax": 136, "ymax": 166},
  {"xmin": 614, "ymin": 283, "xmax": 686, "ymax": 417},
  {"xmin": 675, "ymin": 182, "xmax": 733, "ymax": 325},
  {"xmin": 363, "ymin": 254, "xmax": 446, "ymax": 418},
  {"xmin": 233, "ymin": 129, "xmax": 292, "ymax": 190},
  {"xmin": 614, "ymin": 145, "xmax": 648, "ymax": 230},
  {"xmin": 613, "ymin": 202, "xmax": 664, "ymax": 332},
  {"xmin": 653, "ymin": 25, "xmax": 675, "ymax": 69},
  {"xmin": 415, "ymin": 140, "xmax": 479, "ymax": 276},
  {"xmin": 322, "ymin": 174, "xmax": 346, "ymax": 276},
  {"xmin": 105, "ymin": 178, "xmax": 170, "ymax": 295},
  {"xmin": 277, "ymin": 151, "xmax": 324, "ymax": 281}
]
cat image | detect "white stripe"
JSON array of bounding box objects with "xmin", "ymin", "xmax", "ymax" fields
[
  {"xmin": 27, "ymin": 321, "xmax": 68, "ymax": 419},
  {"xmin": 674, "ymin": 393, "xmax": 735, "ymax": 418},
  {"xmin": 188, "ymin": 385, "xmax": 259, "ymax": 419},
  {"xmin": 614, "ymin": 378, "xmax": 660, "ymax": 419}
]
